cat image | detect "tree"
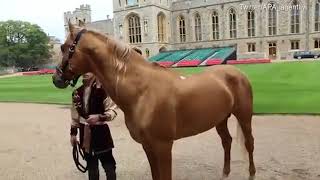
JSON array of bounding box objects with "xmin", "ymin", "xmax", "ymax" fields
[{"xmin": 0, "ymin": 20, "xmax": 52, "ymax": 68}]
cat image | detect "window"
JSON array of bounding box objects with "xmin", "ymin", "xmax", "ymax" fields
[
  {"xmin": 144, "ymin": 19, "xmax": 148, "ymax": 33},
  {"xmin": 247, "ymin": 10, "xmax": 255, "ymax": 37},
  {"xmin": 315, "ymin": 39, "xmax": 320, "ymax": 48},
  {"xmin": 212, "ymin": 11, "xmax": 219, "ymax": 40},
  {"xmin": 178, "ymin": 16, "xmax": 186, "ymax": 42},
  {"xmin": 194, "ymin": 13, "xmax": 202, "ymax": 41},
  {"xmin": 316, "ymin": 0, "xmax": 320, "ymax": 31},
  {"xmin": 269, "ymin": 42, "xmax": 277, "ymax": 48},
  {"xmin": 119, "ymin": 24, "xmax": 123, "ymax": 36},
  {"xmin": 290, "ymin": 0, "xmax": 300, "ymax": 33},
  {"xmin": 157, "ymin": 13, "xmax": 166, "ymax": 42},
  {"xmin": 248, "ymin": 43, "xmax": 256, "ymax": 52},
  {"xmin": 126, "ymin": 0, "xmax": 138, "ymax": 6},
  {"xmin": 268, "ymin": 2, "xmax": 277, "ymax": 35},
  {"xmin": 128, "ymin": 14, "xmax": 141, "ymax": 43},
  {"xmin": 229, "ymin": 8, "xmax": 237, "ymax": 38},
  {"xmin": 119, "ymin": 0, "xmax": 122, "ymax": 7},
  {"xmin": 291, "ymin": 40, "xmax": 300, "ymax": 50}
]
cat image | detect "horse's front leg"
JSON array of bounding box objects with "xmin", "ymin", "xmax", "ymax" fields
[
  {"xmin": 143, "ymin": 145, "xmax": 159, "ymax": 180},
  {"xmin": 144, "ymin": 140, "xmax": 173, "ymax": 180}
]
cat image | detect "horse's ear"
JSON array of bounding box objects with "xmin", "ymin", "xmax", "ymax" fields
[
  {"xmin": 68, "ymin": 19, "xmax": 75, "ymax": 34},
  {"xmin": 132, "ymin": 47, "xmax": 142, "ymax": 55},
  {"xmin": 78, "ymin": 20, "xmax": 86, "ymax": 27}
]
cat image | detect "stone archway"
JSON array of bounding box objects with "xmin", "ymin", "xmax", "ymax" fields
[{"xmin": 159, "ymin": 46, "xmax": 167, "ymax": 52}]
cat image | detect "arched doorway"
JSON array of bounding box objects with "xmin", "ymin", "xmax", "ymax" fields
[{"xmin": 159, "ymin": 46, "xmax": 167, "ymax": 52}]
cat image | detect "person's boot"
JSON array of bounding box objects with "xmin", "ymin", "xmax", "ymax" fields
[
  {"xmin": 104, "ymin": 164, "xmax": 116, "ymax": 180},
  {"xmin": 88, "ymin": 168, "xmax": 99, "ymax": 180}
]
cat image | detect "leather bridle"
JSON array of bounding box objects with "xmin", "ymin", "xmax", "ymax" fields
[{"xmin": 56, "ymin": 29, "xmax": 87, "ymax": 87}]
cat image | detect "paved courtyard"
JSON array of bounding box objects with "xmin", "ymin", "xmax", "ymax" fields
[{"xmin": 0, "ymin": 103, "xmax": 319, "ymax": 180}]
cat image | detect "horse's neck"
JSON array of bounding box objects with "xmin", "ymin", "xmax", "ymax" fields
[{"xmin": 92, "ymin": 50, "xmax": 150, "ymax": 112}]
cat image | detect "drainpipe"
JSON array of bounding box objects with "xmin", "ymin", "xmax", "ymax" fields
[
  {"xmin": 306, "ymin": 0, "xmax": 310, "ymax": 51},
  {"xmin": 259, "ymin": 0, "xmax": 263, "ymax": 57}
]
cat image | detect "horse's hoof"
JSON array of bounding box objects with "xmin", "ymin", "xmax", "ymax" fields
[
  {"xmin": 248, "ymin": 175, "xmax": 255, "ymax": 180},
  {"xmin": 249, "ymin": 166, "xmax": 256, "ymax": 178},
  {"xmin": 223, "ymin": 168, "xmax": 230, "ymax": 176},
  {"xmin": 220, "ymin": 173, "xmax": 229, "ymax": 180}
]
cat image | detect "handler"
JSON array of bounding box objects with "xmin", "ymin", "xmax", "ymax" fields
[{"xmin": 70, "ymin": 72, "xmax": 117, "ymax": 180}]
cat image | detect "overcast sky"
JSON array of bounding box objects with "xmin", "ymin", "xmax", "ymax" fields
[{"xmin": 0, "ymin": 0, "xmax": 113, "ymax": 42}]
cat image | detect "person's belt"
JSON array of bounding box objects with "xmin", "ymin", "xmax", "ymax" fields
[
  {"xmin": 79, "ymin": 117, "xmax": 109, "ymax": 125},
  {"xmin": 79, "ymin": 117, "xmax": 109, "ymax": 153}
]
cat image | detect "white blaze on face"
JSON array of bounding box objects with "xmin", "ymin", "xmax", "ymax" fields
[{"xmin": 180, "ymin": 76, "xmax": 187, "ymax": 80}]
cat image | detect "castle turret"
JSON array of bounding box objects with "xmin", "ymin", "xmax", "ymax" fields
[{"xmin": 63, "ymin": 4, "xmax": 92, "ymax": 37}]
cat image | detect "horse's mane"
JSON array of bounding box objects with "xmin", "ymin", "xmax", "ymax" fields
[
  {"xmin": 87, "ymin": 31, "xmax": 131, "ymax": 60},
  {"xmin": 86, "ymin": 30, "xmax": 133, "ymax": 74},
  {"xmin": 86, "ymin": 30, "xmax": 170, "ymax": 73}
]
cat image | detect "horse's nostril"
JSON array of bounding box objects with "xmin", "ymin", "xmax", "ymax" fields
[
  {"xmin": 52, "ymin": 74, "xmax": 69, "ymax": 89},
  {"xmin": 53, "ymin": 80, "xmax": 69, "ymax": 89}
]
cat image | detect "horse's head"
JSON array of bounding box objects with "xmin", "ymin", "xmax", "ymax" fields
[
  {"xmin": 52, "ymin": 20, "xmax": 90, "ymax": 89},
  {"xmin": 53, "ymin": 20, "xmax": 143, "ymax": 89}
]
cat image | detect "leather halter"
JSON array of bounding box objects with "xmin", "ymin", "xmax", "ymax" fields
[{"xmin": 56, "ymin": 29, "xmax": 87, "ymax": 87}]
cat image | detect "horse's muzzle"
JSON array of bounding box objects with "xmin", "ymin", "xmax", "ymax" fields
[{"xmin": 52, "ymin": 74, "xmax": 69, "ymax": 89}]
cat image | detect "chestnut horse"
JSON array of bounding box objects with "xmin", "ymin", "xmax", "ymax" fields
[{"xmin": 52, "ymin": 21, "xmax": 256, "ymax": 180}]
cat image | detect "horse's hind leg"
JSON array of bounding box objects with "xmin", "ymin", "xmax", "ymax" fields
[
  {"xmin": 216, "ymin": 117, "xmax": 232, "ymax": 177},
  {"xmin": 233, "ymin": 110, "xmax": 256, "ymax": 177}
]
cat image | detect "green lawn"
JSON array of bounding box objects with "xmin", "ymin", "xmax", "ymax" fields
[
  {"xmin": 1, "ymin": 61, "xmax": 320, "ymax": 114},
  {"xmin": 0, "ymin": 75, "xmax": 76, "ymax": 105}
]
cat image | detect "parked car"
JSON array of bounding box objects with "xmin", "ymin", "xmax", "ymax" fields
[
  {"xmin": 29, "ymin": 67, "xmax": 39, "ymax": 71},
  {"xmin": 18, "ymin": 67, "xmax": 39, "ymax": 72},
  {"xmin": 293, "ymin": 51, "xmax": 319, "ymax": 59}
]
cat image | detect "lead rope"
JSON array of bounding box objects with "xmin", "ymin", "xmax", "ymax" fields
[{"xmin": 72, "ymin": 142, "xmax": 87, "ymax": 173}]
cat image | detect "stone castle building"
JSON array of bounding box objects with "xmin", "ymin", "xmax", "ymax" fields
[
  {"xmin": 65, "ymin": 1, "xmax": 320, "ymax": 60},
  {"xmin": 64, "ymin": 4, "xmax": 114, "ymax": 37}
]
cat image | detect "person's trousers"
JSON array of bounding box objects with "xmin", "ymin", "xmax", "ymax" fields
[{"xmin": 85, "ymin": 150, "xmax": 116, "ymax": 180}]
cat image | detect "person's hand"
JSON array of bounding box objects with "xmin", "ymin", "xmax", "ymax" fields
[
  {"xmin": 103, "ymin": 113, "xmax": 112, "ymax": 121},
  {"xmin": 86, "ymin": 114, "xmax": 100, "ymax": 125},
  {"xmin": 70, "ymin": 135, "xmax": 78, "ymax": 147},
  {"xmin": 73, "ymin": 94, "xmax": 81, "ymax": 107}
]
